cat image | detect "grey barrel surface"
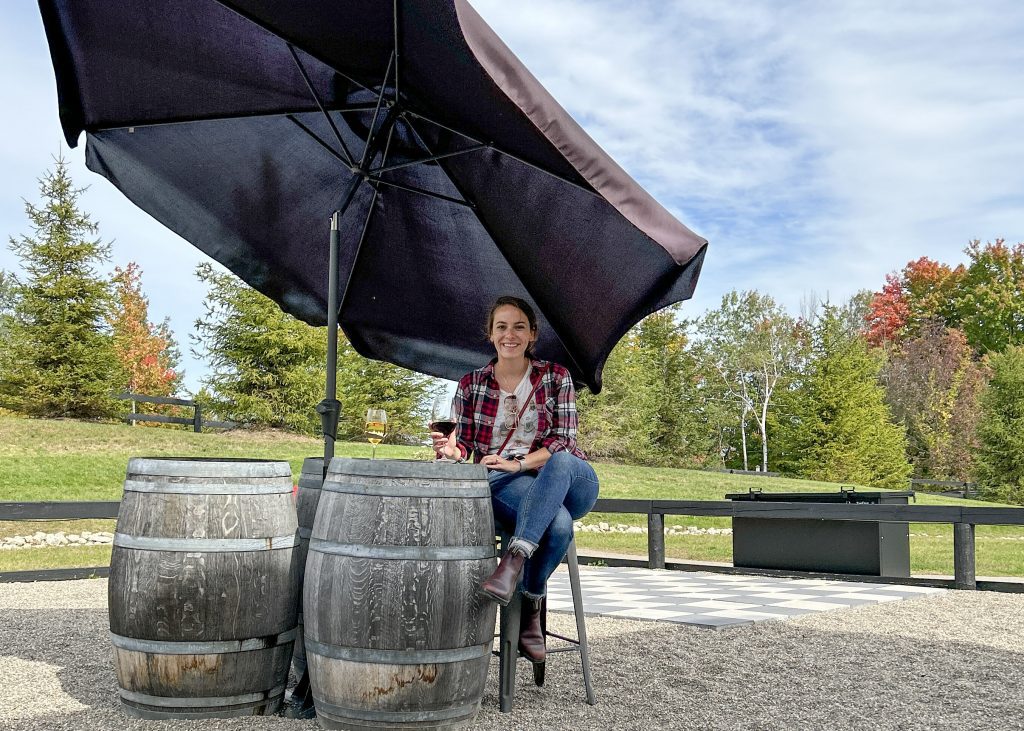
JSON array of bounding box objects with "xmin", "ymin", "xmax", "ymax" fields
[
  {"xmin": 108, "ymin": 457, "xmax": 300, "ymax": 719},
  {"xmin": 292, "ymin": 456, "xmax": 325, "ymax": 679},
  {"xmin": 305, "ymin": 458, "xmax": 497, "ymax": 730}
]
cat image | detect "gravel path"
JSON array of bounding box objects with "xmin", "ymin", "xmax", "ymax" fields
[{"xmin": 2, "ymin": 579, "xmax": 1022, "ymax": 730}]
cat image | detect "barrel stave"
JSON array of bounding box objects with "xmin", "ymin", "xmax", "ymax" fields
[
  {"xmin": 313, "ymin": 489, "xmax": 494, "ymax": 549},
  {"xmin": 109, "ymin": 548, "xmax": 299, "ymax": 641},
  {"xmin": 113, "ymin": 644, "xmax": 291, "ymax": 697},
  {"xmin": 116, "ymin": 487, "xmax": 295, "ymax": 540},
  {"xmin": 305, "ymin": 553, "xmax": 494, "ymax": 652},
  {"xmin": 308, "ymin": 654, "xmax": 488, "ymax": 729}
]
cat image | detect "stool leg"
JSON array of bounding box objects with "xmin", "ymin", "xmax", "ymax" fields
[
  {"xmin": 567, "ymin": 538, "xmax": 596, "ymax": 705},
  {"xmin": 533, "ymin": 599, "xmax": 547, "ymax": 686},
  {"xmin": 498, "ymin": 592, "xmax": 521, "ymax": 712},
  {"xmin": 497, "ymin": 531, "xmax": 521, "ymax": 713}
]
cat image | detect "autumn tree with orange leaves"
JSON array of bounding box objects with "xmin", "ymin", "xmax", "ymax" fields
[
  {"xmin": 865, "ymin": 257, "xmax": 963, "ymax": 347},
  {"xmin": 107, "ymin": 262, "xmax": 182, "ymax": 399}
]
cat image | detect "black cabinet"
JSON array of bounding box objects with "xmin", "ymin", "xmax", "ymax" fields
[{"xmin": 725, "ymin": 490, "xmax": 913, "ymax": 577}]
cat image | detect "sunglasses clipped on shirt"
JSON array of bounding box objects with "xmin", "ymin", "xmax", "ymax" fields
[{"xmin": 503, "ymin": 394, "xmax": 519, "ymax": 431}]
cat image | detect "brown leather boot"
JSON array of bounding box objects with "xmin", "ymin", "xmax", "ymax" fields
[
  {"xmin": 479, "ymin": 550, "xmax": 526, "ymax": 605},
  {"xmin": 518, "ymin": 596, "xmax": 546, "ymax": 664}
]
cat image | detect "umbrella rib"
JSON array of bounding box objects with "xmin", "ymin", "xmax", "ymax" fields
[
  {"xmin": 337, "ymin": 124, "xmax": 397, "ymax": 326},
  {"xmin": 88, "ymin": 105, "xmax": 384, "ymax": 134},
  {"xmin": 360, "ymin": 52, "xmax": 396, "ymax": 170},
  {"xmin": 212, "ymin": 0, "xmax": 378, "ymax": 100},
  {"xmin": 286, "ymin": 115, "xmax": 350, "ymax": 166},
  {"xmin": 370, "ymin": 178, "xmax": 473, "ymax": 208},
  {"xmin": 288, "ymin": 44, "xmax": 356, "ymax": 167},
  {"xmin": 402, "ymin": 110, "xmax": 600, "ymax": 199},
  {"xmin": 370, "ymin": 144, "xmax": 489, "ymax": 174},
  {"xmin": 402, "ymin": 116, "xmax": 589, "ymax": 381},
  {"xmin": 393, "ymin": 0, "xmax": 402, "ymax": 101}
]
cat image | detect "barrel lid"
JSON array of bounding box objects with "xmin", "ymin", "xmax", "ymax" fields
[
  {"xmin": 327, "ymin": 457, "xmax": 488, "ymax": 480},
  {"xmin": 127, "ymin": 457, "xmax": 292, "ymax": 479}
]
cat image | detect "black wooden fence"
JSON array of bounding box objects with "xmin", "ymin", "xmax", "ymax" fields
[
  {"xmin": 116, "ymin": 392, "xmax": 235, "ymax": 433},
  {"xmin": 3, "ymin": 498, "xmax": 1023, "ymax": 591},
  {"xmin": 909, "ymin": 478, "xmax": 979, "ymax": 499},
  {"xmin": 586, "ymin": 498, "xmax": 1024, "ymax": 592}
]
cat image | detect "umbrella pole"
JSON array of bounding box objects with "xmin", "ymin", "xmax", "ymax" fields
[
  {"xmin": 317, "ymin": 211, "xmax": 343, "ymax": 473},
  {"xmin": 292, "ymin": 210, "xmax": 345, "ymax": 720}
]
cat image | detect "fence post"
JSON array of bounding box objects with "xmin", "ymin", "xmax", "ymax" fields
[
  {"xmin": 953, "ymin": 522, "xmax": 976, "ymax": 590},
  {"xmin": 193, "ymin": 403, "xmax": 202, "ymax": 433},
  {"xmin": 647, "ymin": 512, "xmax": 665, "ymax": 569},
  {"xmin": 130, "ymin": 399, "xmax": 137, "ymax": 426}
]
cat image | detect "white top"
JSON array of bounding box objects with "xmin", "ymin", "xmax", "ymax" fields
[{"xmin": 489, "ymin": 366, "xmax": 538, "ymax": 459}]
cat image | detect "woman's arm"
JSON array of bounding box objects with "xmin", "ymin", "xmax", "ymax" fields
[{"xmin": 432, "ymin": 375, "xmax": 475, "ymax": 461}]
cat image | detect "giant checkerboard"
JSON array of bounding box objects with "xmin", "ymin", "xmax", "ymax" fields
[{"xmin": 545, "ymin": 565, "xmax": 944, "ymax": 628}]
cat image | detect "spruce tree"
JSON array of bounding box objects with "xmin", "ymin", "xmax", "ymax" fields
[
  {"xmin": 0, "ymin": 271, "xmax": 14, "ymax": 341},
  {"xmin": 973, "ymin": 345, "xmax": 1024, "ymax": 505},
  {"xmin": 577, "ymin": 305, "xmax": 709, "ymax": 466},
  {"xmin": 193, "ymin": 263, "xmax": 438, "ymax": 439},
  {"xmin": 780, "ymin": 305, "xmax": 911, "ymax": 489},
  {"xmin": 0, "ymin": 156, "xmax": 121, "ymax": 418},
  {"xmin": 193, "ymin": 262, "xmax": 327, "ymax": 434}
]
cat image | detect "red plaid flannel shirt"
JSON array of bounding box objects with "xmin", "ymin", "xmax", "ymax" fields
[{"xmin": 453, "ymin": 358, "xmax": 587, "ymax": 463}]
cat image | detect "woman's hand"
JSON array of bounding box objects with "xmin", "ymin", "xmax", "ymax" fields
[
  {"xmin": 431, "ymin": 432, "xmax": 459, "ymax": 461},
  {"xmin": 480, "ymin": 454, "xmax": 521, "ymax": 472}
]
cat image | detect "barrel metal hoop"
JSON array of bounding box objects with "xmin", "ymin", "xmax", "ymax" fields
[
  {"xmin": 309, "ymin": 538, "xmax": 495, "ymax": 560},
  {"xmin": 127, "ymin": 457, "xmax": 292, "ymax": 479},
  {"xmin": 123, "ymin": 479, "xmax": 293, "ymax": 495},
  {"xmin": 313, "ymin": 697, "xmax": 480, "ymax": 723},
  {"xmin": 118, "ymin": 684, "xmax": 285, "ymax": 708},
  {"xmin": 113, "ymin": 533, "xmax": 298, "ymax": 552},
  {"xmin": 322, "ymin": 480, "xmax": 490, "ymax": 498},
  {"xmin": 305, "ymin": 638, "xmax": 491, "ymax": 664},
  {"xmin": 110, "ymin": 628, "xmax": 297, "ymax": 655}
]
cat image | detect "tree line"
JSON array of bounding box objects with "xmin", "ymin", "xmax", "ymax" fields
[
  {"xmin": 3, "ymin": 158, "xmax": 1023, "ymax": 504},
  {"xmin": 0, "ymin": 157, "xmax": 437, "ymax": 442},
  {"xmin": 578, "ymin": 242, "xmax": 1024, "ymax": 504}
]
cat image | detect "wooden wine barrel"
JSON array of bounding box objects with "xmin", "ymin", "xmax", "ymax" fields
[
  {"xmin": 292, "ymin": 456, "xmax": 325, "ymax": 679},
  {"xmin": 305, "ymin": 458, "xmax": 497, "ymax": 730},
  {"xmin": 108, "ymin": 457, "xmax": 300, "ymax": 719}
]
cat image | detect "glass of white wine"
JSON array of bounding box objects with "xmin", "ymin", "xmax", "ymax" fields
[{"xmin": 365, "ymin": 408, "xmax": 387, "ymax": 460}]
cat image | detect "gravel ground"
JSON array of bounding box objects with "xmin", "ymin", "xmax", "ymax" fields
[{"xmin": 2, "ymin": 579, "xmax": 1023, "ymax": 730}]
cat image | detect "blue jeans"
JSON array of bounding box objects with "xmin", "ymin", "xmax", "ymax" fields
[{"xmin": 487, "ymin": 451, "xmax": 599, "ymax": 597}]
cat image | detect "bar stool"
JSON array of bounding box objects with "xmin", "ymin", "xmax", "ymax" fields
[{"xmin": 495, "ymin": 531, "xmax": 596, "ymax": 712}]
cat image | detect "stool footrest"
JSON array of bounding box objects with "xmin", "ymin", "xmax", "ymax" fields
[{"xmin": 544, "ymin": 631, "xmax": 579, "ymax": 645}]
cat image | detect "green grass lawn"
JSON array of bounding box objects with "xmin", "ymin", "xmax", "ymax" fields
[{"xmin": 2, "ymin": 415, "xmax": 1021, "ymax": 577}]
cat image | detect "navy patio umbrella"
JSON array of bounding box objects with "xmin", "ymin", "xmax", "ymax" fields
[{"xmin": 39, "ymin": 0, "xmax": 708, "ymax": 458}]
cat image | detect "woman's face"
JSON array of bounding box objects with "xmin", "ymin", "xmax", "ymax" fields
[{"xmin": 489, "ymin": 304, "xmax": 535, "ymax": 361}]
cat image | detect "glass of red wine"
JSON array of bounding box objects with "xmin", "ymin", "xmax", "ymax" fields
[{"xmin": 429, "ymin": 395, "xmax": 456, "ymax": 460}]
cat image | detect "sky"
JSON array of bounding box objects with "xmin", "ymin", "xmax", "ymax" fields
[{"xmin": 2, "ymin": 1, "xmax": 1023, "ymax": 395}]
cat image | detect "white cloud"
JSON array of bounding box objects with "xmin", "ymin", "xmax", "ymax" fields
[
  {"xmin": 472, "ymin": 0, "xmax": 1024, "ymax": 314},
  {"xmin": 2, "ymin": 1, "xmax": 1021, "ymax": 393}
]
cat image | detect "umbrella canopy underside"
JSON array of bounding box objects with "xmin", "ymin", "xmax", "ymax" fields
[{"xmin": 40, "ymin": 0, "xmax": 707, "ymax": 392}]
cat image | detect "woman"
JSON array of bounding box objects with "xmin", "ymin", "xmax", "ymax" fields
[{"xmin": 432, "ymin": 296, "xmax": 599, "ymax": 664}]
